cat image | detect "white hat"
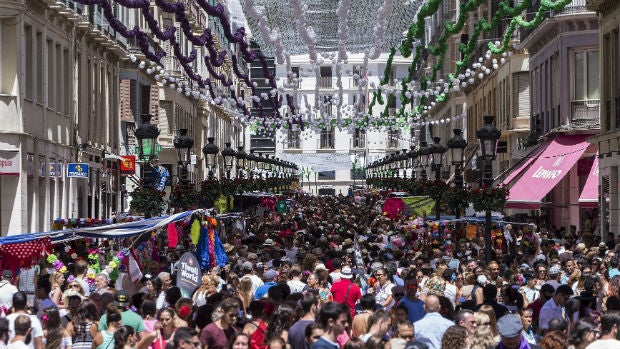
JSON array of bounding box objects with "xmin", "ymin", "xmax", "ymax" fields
[
  {"xmin": 263, "ymin": 239, "xmax": 275, "ymax": 246},
  {"xmin": 340, "ymin": 267, "xmax": 353, "ymax": 279}
]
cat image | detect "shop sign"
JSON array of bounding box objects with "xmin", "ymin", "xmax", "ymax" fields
[
  {"xmin": 0, "ymin": 151, "xmax": 19, "ymax": 176},
  {"xmin": 120, "ymin": 156, "xmax": 136, "ymax": 175},
  {"xmin": 67, "ymin": 163, "xmax": 90, "ymax": 178},
  {"xmin": 176, "ymin": 252, "xmax": 201, "ymax": 297}
]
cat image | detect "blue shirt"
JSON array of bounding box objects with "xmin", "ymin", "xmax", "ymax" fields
[
  {"xmin": 414, "ymin": 312, "xmax": 454, "ymax": 349},
  {"xmin": 254, "ymin": 281, "xmax": 276, "ymax": 299},
  {"xmin": 311, "ymin": 337, "xmax": 339, "ymax": 349},
  {"xmin": 399, "ymin": 297, "xmax": 426, "ymax": 323}
]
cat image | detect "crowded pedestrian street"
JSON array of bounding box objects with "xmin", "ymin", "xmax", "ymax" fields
[{"xmin": 0, "ymin": 0, "xmax": 618, "ymax": 349}]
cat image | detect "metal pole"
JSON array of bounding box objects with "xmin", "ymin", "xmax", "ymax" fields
[
  {"xmin": 483, "ymin": 159, "xmax": 493, "ymax": 264},
  {"xmin": 435, "ymin": 165, "xmax": 441, "ymax": 221}
]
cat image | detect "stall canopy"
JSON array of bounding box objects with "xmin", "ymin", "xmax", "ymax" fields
[
  {"xmin": 579, "ymin": 154, "xmax": 599, "ymax": 207},
  {"xmin": 505, "ymin": 134, "xmax": 590, "ymax": 209},
  {"xmin": 0, "ymin": 210, "xmax": 199, "ymax": 245}
]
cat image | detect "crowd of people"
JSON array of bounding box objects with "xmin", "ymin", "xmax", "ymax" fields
[{"xmin": 0, "ymin": 193, "xmax": 617, "ymax": 349}]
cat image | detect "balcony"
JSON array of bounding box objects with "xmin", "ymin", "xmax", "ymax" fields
[
  {"xmin": 520, "ymin": 0, "xmax": 593, "ymax": 44},
  {"xmin": 285, "ymin": 137, "xmax": 301, "ymax": 149},
  {"xmin": 350, "ymin": 136, "xmax": 366, "ymax": 149},
  {"xmin": 571, "ymin": 99, "xmax": 600, "ymax": 128},
  {"xmin": 318, "ymin": 77, "xmax": 332, "ymax": 89}
]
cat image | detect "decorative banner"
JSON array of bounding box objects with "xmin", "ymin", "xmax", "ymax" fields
[
  {"xmin": 67, "ymin": 163, "xmax": 90, "ymax": 178},
  {"xmin": 279, "ymin": 153, "xmax": 353, "ymax": 172},
  {"xmin": 0, "ymin": 151, "xmax": 20, "ymax": 176},
  {"xmin": 176, "ymin": 252, "xmax": 201, "ymax": 298},
  {"xmin": 120, "ymin": 156, "xmax": 136, "ymax": 175},
  {"xmin": 401, "ymin": 196, "xmax": 435, "ymax": 217},
  {"xmin": 466, "ymin": 224, "xmax": 477, "ymax": 240}
]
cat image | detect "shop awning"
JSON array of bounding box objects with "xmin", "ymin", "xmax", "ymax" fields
[
  {"xmin": 579, "ymin": 154, "xmax": 599, "ymax": 207},
  {"xmin": 505, "ymin": 134, "xmax": 590, "ymax": 209},
  {"xmin": 501, "ymin": 139, "xmax": 552, "ymax": 186}
]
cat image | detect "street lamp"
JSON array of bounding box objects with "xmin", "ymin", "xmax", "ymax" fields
[
  {"xmin": 221, "ymin": 142, "xmax": 236, "ymax": 180},
  {"xmin": 236, "ymin": 146, "xmax": 247, "ymax": 179},
  {"xmin": 134, "ymin": 114, "xmax": 160, "ymax": 183},
  {"xmin": 447, "ymin": 129, "xmax": 467, "ymax": 218},
  {"xmin": 202, "ymin": 137, "xmax": 219, "ymax": 180},
  {"xmin": 447, "ymin": 129, "xmax": 467, "ymax": 186},
  {"xmin": 418, "ymin": 141, "xmax": 431, "ymax": 180},
  {"xmin": 476, "ymin": 115, "xmax": 501, "ymax": 264},
  {"xmin": 408, "ymin": 146, "xmax": 417, "ymax": 180},
  {"xmin": 429, "ymin": 137, "xmax": 446, "ymax": 220},
  {"xmin": 173, "ymin": 129, "xmax": 193, "ymax": 184},
  {"xmin": 247, "ymin": 150, "xmax": 256, "ymax": 179},
  {"xmin": 135, "ymin": 114, "xmax": 160, "ymax": 163}
]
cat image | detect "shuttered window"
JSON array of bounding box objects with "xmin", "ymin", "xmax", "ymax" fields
[{"xmin": 512, "ymin": 72, "xmax": 530, "ymax": 117}]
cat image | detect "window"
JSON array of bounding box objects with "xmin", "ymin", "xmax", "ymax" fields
[
  {"xmin": 352, "ymin": 66, "xmax": 361, "ymax": 86},
  {"xmin": 321, "ymin": 95, "xmax": 332, "ymax": 117},
  {"xmin": 47, "ymin": 39, "xmax": 54, "ymax": 109},
  {"xmin": 389, "ymin": 67, "xmax": 396, "ymax": 86},
  {"xmin": 387, "ymin": 129, "xmax": 400, "ymax": 148},
  {"xmin": 573, "ymin": 50, "xmax": 600, "ymax": 101},
  {"xmin": 320, "ymin": 128, "xmax": 335, "ymax": 149},
  {"xmin": 319, "ymin": 66, "xmax": 332, "ymax": 88},
  {"xmin": 56, "ymin": 43, "xmax": 62, "ymax": 112},
  {"xmin": 36, "ymin": 32, "xmax": 43, "ymax": 103},
  {"xmin": 289, "ymin": 67, "xmax": 299, "ymax": 88},
  {"xmin": 287, "ymin": 128, "xmax": 300, "ymax": 148},
  {"xmin": 24, "ymin": 25, "xmax": 33, "ymax": 99},
  {"xmin": 353, "ymin": 128, "xmax": 366, "ymax": 148},
  {"xmin": 64, "ymin": 48, "xmax": 70, "ymax": 115}
]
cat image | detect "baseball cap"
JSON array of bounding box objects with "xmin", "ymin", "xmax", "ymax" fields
[
  {"xmin": 1, "ymin": 270, "xmax": 12, "ymax": 280},
  {"xmin": 114, "ymin": 290, "xmax": 130, "ymax": 307}
]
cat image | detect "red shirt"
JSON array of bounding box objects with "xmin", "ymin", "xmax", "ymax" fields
[{"xmin": 330, "ymin": 279, "xmax": 361, "ymax": 319}]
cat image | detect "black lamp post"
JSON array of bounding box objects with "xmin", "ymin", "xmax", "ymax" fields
[
  {"xmin": 447, "ymin": 129, "xmax": 467, "ymax": 218},
  {"xmin": 173, "ymin": 129, "xmax": 194, "ymax": 184},
  {"xmin": 134, "ymin": 114, "xmax": 160, "ymax": 182},
  {"xmin": 476, "ymin": 115, "xmax": 501, "ymax": 264},
  {"xmin": 408, "ymin": 147, "xmax": 417, "ymax": 181},
  {"xmin": 221, "ymin": 142, "xmax": 236, "ymax": 180},
  {"xmin": 429, "ymin": 137, "xmax": 446, "ymax": 220},
  {"xmin": 202, "ymin": 137, "xmax": 219, "ymax": 180},
  {"xmin": 236, "ymin": 146, "xmax": 246, "ymax": 179},
  {"xmin": 418, "ymin": 141, "xmax": 430, "ymax": 180},
  {"xmin": 247, "ymin": 150, "xmax": 256, "ymax": 179}
]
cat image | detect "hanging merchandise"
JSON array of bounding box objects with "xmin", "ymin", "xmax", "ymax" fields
[
  {"xmin": 167, "ymin": 223, "xmax": 179, "ymax": 248},
  {"xmin": 0, "ymin": 237, "xmax": 51, "ymax": 272}
]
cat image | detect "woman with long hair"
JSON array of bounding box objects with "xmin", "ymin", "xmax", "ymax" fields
[
  {"xmin": 113, "ymin": 325, "xmax": 155, "ymax": 349},
  {"xmin": 151, "ymin": 308, "xmax": 177, "ymax": 349},
  {"xmin": 42, "ymin": 307, "xmax": 72, "ymax": 349},
  {"xmin": 477, "ymin": 304, "xmax": 499, "ymax": 341},
  {"xmin": 49, "ymin": 271, "xmax": 66, "ymax": 308},
  {"xmin": 238, "ymin": 278, "xmax": 254, "ymax": 315},
  {"xmin": 93, "ymin": 304, "xmax": 123, "ymax": 349},
  {"xmin": 243, "ymin": 300, "xmax": 268, "ymax": 349},
  {"xmin": 67, "ymin": 301, "xmax": 100, "ymax": 349},
  {"xmin": 440, "ymin": 325, "xmax": 469, "ymax": 349},
  {"xmin": 469, "ymin": 313, "xmax": 497, "ymax": 349},
  {"xmin": 263, "ymin": 304, "xmax": 295, "ymax": 345},
  {"xmin": 567, "ymin": 318, "xmax": 599, "ymax": 349}
]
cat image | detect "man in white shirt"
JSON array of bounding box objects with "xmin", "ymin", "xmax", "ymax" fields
[
  {"xmin": 539, "ymin": 284, "xmax": 573, "ymax": 332},
  {"xmin": 7, "ymin": 314, "xmax": 30, "ymax": 349},
  {"xmin": 286, "ymin": 267, "xmax": 307, "ymax": 294},
  {"xmin": 414, "ymin": 295, "xmax": 454, "ymax": 349},
  {"xmin": 585, "ymin": 311, "xmax": 620, "ymax": 349},
  {"xmin": 6, "ymin": 292, "xmax": 43, "ymax": 349},
  {"xmin": 0, "ymin": 271, "xmax": 18, "ymax": 315},
  {"xmin": 240, "ymin": 261, "xmax": 263, "ymax": 295}
]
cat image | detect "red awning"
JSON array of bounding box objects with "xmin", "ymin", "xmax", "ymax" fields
[
  {"xmin": 502, "ymin": 139, "xmax": 552, "ymax": 187},
  {"xmin": 505, "ymin": 134, "xmax": 590, "ymax": 209},
  {"xmin": 579, "ymin": 154, "xmax": 599, "ymax": 207}
]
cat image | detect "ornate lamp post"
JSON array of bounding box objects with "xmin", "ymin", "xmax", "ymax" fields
[
  {"xmin": 418, "ymin": 141, "xmax": 431, "ymax": 180},
  {"xmin": 221, "ymin": 143, "xmax": 236, "ymax": 180},
  {"xmin": 134, "ymin": 114, "xmax": 160, "ymax": 181},
  {"xmin": 247, "ymin": 150, "xmax": 256, "ymax": 179},
  {"xmin": 202, "ymin": 137, "xmax": 219, "ymax": 180},
  {"xmin": 236, "ymin": 146, "xmax": 247, "ymax": 179},
  {"xmin": 476, "ymin": 115, "xmax": 501, "ymax": 264},
  {"xmin": 447, "ymin": 129, "xmax": 467, "ymax": 218},
  {"xmin": 173, "ymin": 129, "xmax": 193, "ymax": 184},
  {"xmin": 429, "ymin": 137, "xmax": 446, "ymax": 220},
  {"xmin": 408, "ymin": 147, "xmax": 417, "ymax": 181}
]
